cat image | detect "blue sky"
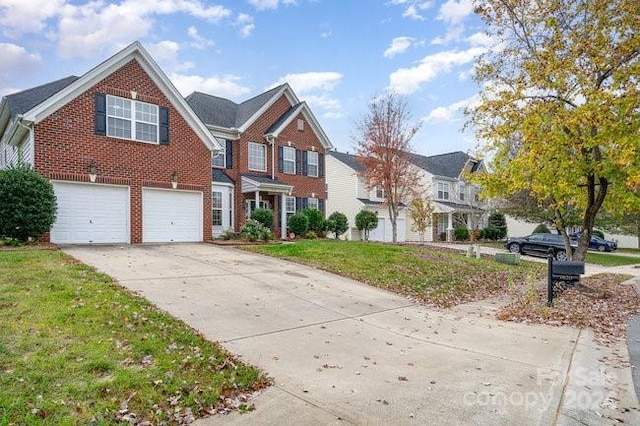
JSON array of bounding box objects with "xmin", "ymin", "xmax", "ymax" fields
[{"xmin": 0, "ymin": 0, "xmax": 490, "ymax": 156}]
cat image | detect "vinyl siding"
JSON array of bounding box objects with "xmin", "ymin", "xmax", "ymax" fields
[{"xmin": 326, "ymin": 155, "xmax": 364, "ymax": 240}]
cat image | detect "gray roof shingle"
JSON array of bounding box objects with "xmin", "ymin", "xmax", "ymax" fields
[
  {"xmin": 409, "ymin": 151, "xmax": 471, "ymax": 178},
  {"xmin": 212, "ymin": 169, "xmax": 235, "ymax": 185},
  {"xmin": 242, "ymin": 173, "xmax": 287, "ymax": 185},
  {"xmin": 4, "ymin": 76, "xmax": 79, "ymax": 118},
  {"xmin": 265, "ymin": 103, "xmax": 301, "ymax": 135},
  {"xmin": 185, "ymin": 84, "xmax": 286, "ymax": 129},
  {"xmin": 328, "ymin": 150, "xmax": 365, "ymax": 172}
]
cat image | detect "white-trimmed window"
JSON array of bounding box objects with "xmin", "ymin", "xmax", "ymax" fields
[
  {"xmin": 459, "ymin": 182, "xmax": 465, "ymax": 202},
  {"xmin": 307, "ymin": 151, "xmax": 319, "ymax": 177},
  {"xmin": 212, "ymin": 191, "xmax": 223, "ymax": 226},
  {"xmin": 107, "ymin": 95, "xmax": 158, "ymax": 143},
  {"xmin": 212, "ymin": 141, "xmax": 225, "ymax": 168},
  {"xmin": 283, "ymin": 146, "xmax": 295, "ymax": 174},
  {"xmin": 375, "ymin": 187, "xmax": 385, "ymax": 199},
  {"xmin": 285, "ymin": 196, "xmax": 296, "ymax": 220},
  {"xmin": 248, "ymin": 142, "xmax": 267, "ymax": 171},
  {"xmin": 307, "ymin": 197, "xmax": 319, "ymax": 210},
  {"xmin": 437, "ymin": 182, "xmax": 450, "ymax": 200}
]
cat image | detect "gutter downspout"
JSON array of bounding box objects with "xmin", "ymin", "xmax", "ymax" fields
[{"xmin": 266, "ymin": 135, "xmax": 275, "ymax": 180}]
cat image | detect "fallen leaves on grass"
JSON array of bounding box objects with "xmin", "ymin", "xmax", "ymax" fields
[{"xmin": 497, "ymin": 274, "xmax": 639, "ymax": 345}]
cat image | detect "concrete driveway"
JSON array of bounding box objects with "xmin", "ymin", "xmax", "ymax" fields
[{"xmin": 63, "ymin": 244, "xmax": 581, "ymax": 425}]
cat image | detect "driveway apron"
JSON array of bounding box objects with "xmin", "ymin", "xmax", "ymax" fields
[{"xmin": 63, "ymin": 244, "xmax": 580, "ymax": 425}]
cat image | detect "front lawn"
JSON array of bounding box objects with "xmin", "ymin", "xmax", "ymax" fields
[
  {"xmin": 0, "ymin": 249, "xmax": 268, "ymax": 425},
  {"xmin": 585, "ymin": 252, "xmax": 640, "ymax": 266},
  {"xmin": 243, "ymin": 240, "xmax": 544, "ymax": 307}
]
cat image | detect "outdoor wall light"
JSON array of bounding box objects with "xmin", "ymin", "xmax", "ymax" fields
[
  {"xmin": 171, "ymin": 171, "xmax": 179, "ymax": 189},
  {"xmin": 88, "ymin": 161, "xmax": 97, "ymax": 182}
]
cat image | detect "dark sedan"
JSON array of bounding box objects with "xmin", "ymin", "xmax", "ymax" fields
[
  {"xmin": 504, "ymin": 233, "xmax": 578, "ymax": 261},
  {"xmin": 587, "ymin": 236, "xmax": 617, "ymax": 252}
]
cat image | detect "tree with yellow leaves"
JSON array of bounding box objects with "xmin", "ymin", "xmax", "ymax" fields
[{"xmin": 469, "ymin": 0, "xmax": 639, "ymax": 261}]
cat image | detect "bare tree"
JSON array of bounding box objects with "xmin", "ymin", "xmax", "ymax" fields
[{"xmin": 354, "ymin": 91, "xmax": 422, "ymax": 243}]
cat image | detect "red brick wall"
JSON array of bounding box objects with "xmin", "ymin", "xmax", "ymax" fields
[
  {"xmin": 34, "ymin": 59, "xmax": 212, "ymax": 243},
  {"xmin": 225, "ymin": 94, "xmax": 328, "ymax": 232}
]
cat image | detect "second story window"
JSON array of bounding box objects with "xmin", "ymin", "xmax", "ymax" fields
[
  {"xmin": 107, "ymin": 95, "xmax": 158, "ymax": 143},
  {"xmin": 437, "ymin": 182, "xmax": 450, "ymax": 200},
  {"xmin": 248, "ymin": 142, "xmax": 267, "ymax": 172},
  {"xmin": 212, "ymin": 144, "xmax": 225, "ymax": 168},
  {"xmin": 375, "ymin": 187, "xmax": 385, "ymax": 199},
  {"xmin": 459, "ymin": 182, "xmax": 465, "ymax": 202},
  {"xmin": 283, "ymin": 146, "xmax": 296, "ymax": 174},
  {"xmin": 307, "ymin": 151, "xmax": 319, "ymax": 177}
]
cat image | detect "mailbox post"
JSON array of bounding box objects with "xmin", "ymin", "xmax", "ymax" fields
[{"xmin": 547, "ymin": 248, "xmax": 585, "ymax": 307}]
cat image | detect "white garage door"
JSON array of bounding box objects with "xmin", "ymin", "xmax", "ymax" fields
[
  {"xmin": 51, "ymin": 182, "xmax": 129, "ymax": 244},
  {"xmin": 369, "ymin": 217, "xmax": 406, "ymax": 243},
  {"xmin": 142, "ymin": 188, "xmax": 202, "ymax": 243}
]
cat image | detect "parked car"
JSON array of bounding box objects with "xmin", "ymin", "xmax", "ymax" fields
[
  {"xmin": 570, "ymin": 234, "xmax": 617, "ymax": 252},
  {"xmin": 504, "ymin": 233, "xmax": 578, "ymax": 261}
]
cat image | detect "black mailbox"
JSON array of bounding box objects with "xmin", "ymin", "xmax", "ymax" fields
[{"xmin": 547, "ymin": 251, "xmax": 585, "ymax": 306}]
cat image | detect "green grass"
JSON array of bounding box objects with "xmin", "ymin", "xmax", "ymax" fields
[
  {"xmin": 618, "ymin": 247, "xmax": 640, "ymax": 255},
  {"xmin": 0, "ymin": 249, "xmax": 267, "ymax": 425},
  {"xmin": 243, "ymin": 240, "xmax": 544, "ymax": 307},
  {"xmin": 585, "ymin": 252, "xmax": 640, "ymax": 266}
]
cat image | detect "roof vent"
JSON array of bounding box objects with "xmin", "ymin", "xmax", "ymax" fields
[{"xmin": 297, "ymin": 119, "xmax": 304, "ymax": 131}]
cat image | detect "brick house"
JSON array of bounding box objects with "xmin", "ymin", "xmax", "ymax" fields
[
  {"xmin": 0, "ymin": 42, "xmax": 220, "ymax": 244},
  {"xmin": 186, "ymin": 84, "xmax": 333, "ymax": 238}
]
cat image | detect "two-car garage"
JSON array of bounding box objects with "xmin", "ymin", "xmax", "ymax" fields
[{"xmin": 50, "ymin": 182, "xmax": 203, "ymax": 244}]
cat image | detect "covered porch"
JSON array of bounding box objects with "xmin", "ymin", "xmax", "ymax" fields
[
  {"xmin": 241, "ymin": 174, "xmax": 293, "ymax": 239},
  {"xmin": 432, "ymin": 201, "xmax": 487, "ymax": 242}
]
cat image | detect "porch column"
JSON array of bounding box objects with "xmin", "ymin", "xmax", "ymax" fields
[
  {"xmin": 254, "ymin": 190, "xmax": 260, "ymax": 205},
  {"xmin": 447, "ymin": 212, "xmax": 454, "ymax": 242},
  {"xmin": 281, "ymin": 195, "xmax": 287, "ymax": 239}
]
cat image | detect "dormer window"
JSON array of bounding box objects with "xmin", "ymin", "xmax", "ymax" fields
[
  {"xmin": 437, "ymin": 182, "xmax": 450, "ymax": 200},
  {"xmin": 375, "ymin": 187, "xmax": 385, "ymax": 199}
]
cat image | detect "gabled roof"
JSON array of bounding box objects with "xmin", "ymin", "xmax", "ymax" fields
[
  {"xmin": 264, "ymin": 101, "xmax": 333, "ymax": 149},
  {"xmin": 5, "ymin": 41, "xmax": 220, "ymax": 152},
  {"xmin": 5, "ymin": 76, "xmax": 79, "ymax": 118},
  {"xmin": 185, "ymin": 84, "xmax": 290, "ymax": 130},
  {"xmin": 328, "ymin": 150, "xmax": 365, "ymax": 172},
  {"xmin": 410, "ymin": 151, "xmax": 474, "ymax": 179}
]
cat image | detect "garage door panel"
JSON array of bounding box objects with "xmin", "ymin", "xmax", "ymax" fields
[
  {"xmin": 142, "ymin": 189, "xmax": 202, "ymax": 243},
  {"xmin": 51, "ymin": 182, "xmax": 129, "ymax": 244}
]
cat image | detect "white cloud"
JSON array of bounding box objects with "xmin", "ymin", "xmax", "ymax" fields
[
  {"xmin": 391, "ymin": 1, "xmax": 433, "ymax": 21},
  {"xmin": 0, "ymin": 43, "xmax": 41, "ymax": 80},
  {"xmin": 384, "ymin": 36, "xmax": 415, "ymax": 58},
  {"xmin": 437, "ymin": 0, "xmax": 474, "ymax": 25},
  {"xmin": 170, "ymin": 72, "xmax": 251, "ymax": 100},
  {"xmin": 235, "ymin": 13, "xmax": 255, "ymax": 38},
  {"xmin": 248, "ymin": 0, "xmax": 297, "ymax": 11},
  {"xmin": 303, "ymin": 94, "xmax": 343, "ymax": 119},
  {"xmin": 466, "ymin": 31, "xmax": 494, "ymax": 47},
  {"xmin": 145, "ymin": 40, "xmax": 194, "ymax": 72},
  {"xmin": 0, "ymin": 0, "xmax": 64, "ymax": 35},
  {"xmin": 423, "ymin": 94, "xmax": 479, "ymax": 123},
  {"xmin": 51, "ymin": 0, "xmax": 232, "ymax": 58},
  {"xmin": 271, "ymin": 71, "xmax": 343, "ymax": 94},
  {"xmin": 187, "ymin": 26, "xmax": 215, "ymax": 49},
  {"xmin": 389, "ymin": 47, "xmax": 485, "ymax": 94}
]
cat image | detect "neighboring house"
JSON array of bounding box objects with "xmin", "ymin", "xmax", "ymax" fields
[
  {"xmin": 0, "ymin": 42, "xmax": 220, "ymax": 244},
  {"xmin": 326, "ymin": 150, "xmax": 486, "ymax": 242},
  {"xmin": 186, "ymin": 84, "xmax": 333, "ymax": 238}
]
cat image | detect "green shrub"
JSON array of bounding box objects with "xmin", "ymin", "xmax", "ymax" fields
[
  {"xmin": 305, "ymin": 231, "xmax": 318, "ymax": 239},
  {"xmin": 454, "ymin": 226, "xmax": 470, "ymax": 241},
  {"xmin": 488, "ymin": 211, "xmax": 507, "ymax": 239},
  {"xmin": 592, "ymin": 229, "xmax": 605, "ymax": 239},
  {"xmin": 326, "ymin": 212, "xmax": 348, "ymax": 238},
  {"xmin": 220, "ymin": 229, "xmax": 238, "ymax": 240},
  {"xmin": 250, "ymin": 208, "xmax": 274, "ymax": 229},
  {"xmin": 302, "ymin": 208, "xmax": 324, "ymax": 233},
  {"xmin": 241, "ymin": 219, "xmax": 272, "ymax": 242},
  {"xmin": 0, "ymin": 165, "xmax": 57, "ymax": 241},
  {"xmin": 483, "ymin": 226, "xmax": 500, "ymax": 241},
  {"xmin": 355, "ymin": 210, "xmax": 378, "ymax": 241},
  {"xmin": 288, "ymin": 213, "xmax": 309, "ymax": 236},
  {"xmin": 533, "ymin": 224, "xmax": 551, "ymax": 234}
]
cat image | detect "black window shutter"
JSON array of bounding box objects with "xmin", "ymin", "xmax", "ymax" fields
[
  {"xmin": 319, "ymin": 153, "xmax": 325, "ymax": 177},
  {"xmin": 303, "ymin": 151, "xmax": 308, "ymax": 176},
  {"xmin": 225, "ymin": 140, "xmax": 233, "ymax": 169},
  {"xmin": 296, "ymin": 150, "xmax": 302, "ymax": 175},
  {"xmin": 94, "ymin": 93, "xmax": 106, "ymax": 135},
  {"xmin": 302, "ymin": 198, "xmax": 309, "ymax": 209},
  {"xmin": 319, "ymin": 199, "xmax": 325, "ymax": 215},
  {"xmin": 159, "ymin": 107, "xmax": 169, "ymax": 145},
  {"xmin": 278, "ymin": 146, "xmax": 284, "ymax": 173},
  {"xmin": 295, "ymin": 197, "xmax": 302, "ymax": 211}
]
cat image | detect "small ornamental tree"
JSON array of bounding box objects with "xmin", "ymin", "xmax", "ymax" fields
[
  {"xmin": 302, "ymin": 208, "xmax": 324, "ymax": 233},
  {"xmin": 355, "ymin": 210, "xmax": 378, "ymax": 241},
  {"xmin": 0, "ymin": 166, "xmax": 57, "ymax": 241},
  {"xmin": 250, "ymin": 208, "xmax": 274, "ymax": 229},
  {"xmin": 533, "ymin": 224, "xmax": 551, "ymax": 234},
  {"xmin": 326, "ymin": 212, "xmax": 348, "ymax": 239},
  {"xmin": 409, "ymin": 198, "xmax": 433, "ymax": 243},
  {"xmin": 488, "ymin": 211, "xmax": 508, "ymax": 240},
  {"xmin": 288, "ymin": 213, "xmax": 309, "ymax": 236}
]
